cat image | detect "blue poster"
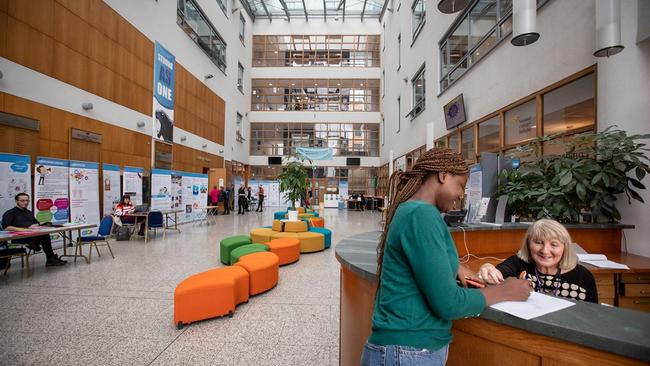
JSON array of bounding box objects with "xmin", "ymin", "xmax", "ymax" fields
[
  {"xmin": 0, "ymin": 153, "xmax": 32, "ymax": 224},
  {"xmin": 153, "ymin": 41, "xmax": 175, "ymax": 143}
]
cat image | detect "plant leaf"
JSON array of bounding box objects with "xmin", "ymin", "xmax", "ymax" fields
[
  {"xmin": 628, "ymin": 188, "xmax": 645, "ymax": 203},
  {"xmin": 559, "ymin": 172, "xmax": 573, "ymax": 186},
  {"xmin": 576, "ymin": 183, "xmax": 586, "ymax": 201},
  {"xmin": 636, "ymin": 167, "xmax": 646, "ymax": 181}
]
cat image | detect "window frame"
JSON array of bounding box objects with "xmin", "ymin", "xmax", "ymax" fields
[
  {"xmin": 407, "ymin": 63, "xmax": 426, "ymax": 120},
  {"xmin": 177, "ymin": 0, "xmax": 227, "ymax": 73},
  {"xmin": 237, "ymin": 63, "xmax": 244, "ymax": 93},
  {"xmin": 239, "ymin": 13, "xmax": 246, "ymax": 44},
  {"xmin": 411, "ymin": 0, "xmax": 426, "ymax": 44}
]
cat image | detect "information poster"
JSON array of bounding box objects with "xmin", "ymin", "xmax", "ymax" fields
[
  {"xmin": 181, "ymin": 172, "xmax": 194, "ymax": 222},
  {"xmin": 153, "ymin": 41, "xmax": 175, "ymax": 143},
  {"xmin": 34, "ymin": 157, "xmax": 69, "ymax": 247},
  {"xmin": 465, "ymin": 164, "xmax": 483, "ymax": 223},
  {"xmin": 69, "ymin": 161, "xmax": 100, "ymax": 237},
  {"xmin": 0, "ymin": 153, "xmax": 31, "ymax": 225},
  {"xmin": 171, "ymin": 171, "xmax": 183, "ymax": 219},
  {"xmin": 151, "ymin": 169, "xmax": 172, "ymax": 211},
  {"xmin": 123, "ymin": 166, "xmax": 144, "ymax": 206},
  {"xmin": 102, "ymin": 164, "xmax": 121, "ymax": 215},
  {"xmin": 198, "ymin": 174, "xmax": 208, "ymax": 216},
  {"xmin": 268, "ymin": 182, "xmax": 280, "ymax": 207}
]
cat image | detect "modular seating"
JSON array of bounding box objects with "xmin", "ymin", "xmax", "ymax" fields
[
  {"xmin": 250, "ymin": 220, "xmax": 327, "ymax": 253},
  {"xmin": 234, "ymin": 251, "xmax": 280, "ymax": 295},
  {"xmin": 273, "ymin": 207, "xmax": 320, "ymax": 221},
  {"xmin": 265, "ymin": 238, "xmax": 301, "ymax": 266},
  {"xmin": 174, "ymin": 266, "xmax": 250, "ymax": 329},
  {"xmin": 230, "ymin": 243, "xmax": 269, "ymax": 264},
  {"xmin": 308, "ymin": 217, "xmax": 325, "ymax": 228},
  {"xmin": 308, "ymin": 227, "xmax": 332, "ymax": 249},
  {"xmin": 220, "ymin": 235, "xmax": 252, "ymax": 265}
]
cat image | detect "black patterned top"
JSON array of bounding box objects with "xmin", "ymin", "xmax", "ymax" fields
[{"xmin": 496, "ymin": 255, "xmax": 598, "ymax": 303}]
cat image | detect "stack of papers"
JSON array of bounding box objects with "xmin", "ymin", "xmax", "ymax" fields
[
  {"xmin": 577, "ymin": 253, "xmax": 630, "ymax": 269},
  {"xmin": 490, "ymin": 292, "xmax": 576, "ymax": 320}
]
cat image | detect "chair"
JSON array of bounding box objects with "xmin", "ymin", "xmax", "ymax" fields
[
  {"xmin": 146, "ymin": 211, "xmax": 164, "ymax": 242},
  {"xmin": 77, "ymin": 216, "xmax": 115, "ymax": 264},
  {"xmin": 0, "ymin": 247, "xmax": 28, "ymax": 275}
]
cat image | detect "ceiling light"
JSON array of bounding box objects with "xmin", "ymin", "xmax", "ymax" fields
[
  {"xmin": 268, "ymin": 83, "xmax": 273, "ymax": 86},
  {"xmin": 360, "ymin": 83, "xmax": 364, "ymax": 86},
  {"xmin": 314, "ymin": 83, "xmax": 318, "ymax": 86},
  {"xmin": 291, "ymin": 83, "xmax": 295, "ymax": 86}
]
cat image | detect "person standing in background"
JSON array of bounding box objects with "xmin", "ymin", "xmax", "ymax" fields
[
  {"xmin": 257, "ymin": 185, "xmax": 265, "ymax": 212},
  {"xmin": 238, "ymin": 184, "xmax": 247, "ymax": 215},
  {"xmin": 208, "ymin": 186, "xmax": 220, "ymax": 215},
  {"xmin": 246, "ymin": 186, "xmax": 252, "ymax": 212},
  {"xmin": 221, "ymin": 186, "xmax": 230, "ymax": 214}
]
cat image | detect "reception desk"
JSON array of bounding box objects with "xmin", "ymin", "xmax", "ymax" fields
[{"xmin": 336, "ymin": 225, "xmax": 650, "ymax": 366}]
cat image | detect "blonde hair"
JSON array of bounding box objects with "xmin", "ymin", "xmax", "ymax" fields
[
  {"xmin": 517, "ymin": 219, "xmax": 578, "ymax": 271},
  {"xmin": 377, "ymin": 148, "xmax": 469, "ymax": 281}
]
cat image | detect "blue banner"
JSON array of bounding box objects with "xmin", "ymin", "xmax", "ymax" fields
[
  {"xmin": 70, "ymin": 161, "xmax": 99, "ymax": 169},
  {"xmin": 124, "ymin": 166, "xmax": 144, "ymax": 173},
  {"xmin": 296, "ymin": 147, "xmax": 333, "ymax": 161},
  {"xmin": 102, "ymin": 163, "xmax": 120, "ymax": 172},
  {"xmin": 36, "ymin": 157, "xmax": 69, "ymax": 167},
  {"xmin": 153, "ymin": 41, "xmax": 175, "ymax": 143}
]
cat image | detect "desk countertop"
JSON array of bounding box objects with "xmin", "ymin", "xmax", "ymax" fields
[{"xmin": 335, "ymin": 231, "xmax": 650, "ymax": 363}]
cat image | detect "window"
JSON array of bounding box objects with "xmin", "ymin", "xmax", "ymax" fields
[
  {"xmin": 505, "ymin": 99, "xmax": 536, "ymax": 146},
  {"xmin": 408, "ymin": 64, "xmax": 425, "ymax": 119},
  {"xmin": 381, "ymin": 69, "xmax": 385, "ymax": 98},
  {"xmin": 439, "ymin": 0, "xmax": 549, "ymax": 93},
  {"xmin": 252, "ymin": 35, "xmax": 380, "ymax": 67},
  {"xmin": 177, "ymin": 0, "xmax": 227, "ymax": 73},
  {"xmin": 412, "ymin": 0, "xmax": 425, "ymax": 42},
  {"xmin": 397, "ymin": 97, "xmax": 401, "ymax": 133},
  {"xmin": 543, "ymin": 73, "xmax": 595, "ymax": 135},
  {"xmin": 216, "ymin": 0, "xmax": 227, "ymax": 14},
  {"xmin": 251, "ymin": 79, "xmax": 380, "ymax": 112},
  {"xmin": 397, "ymin": 34, "xmax": 401, "ymax": 70},
  {"xmin": 237, "ymin": 63, "xmax": 244, "ymax": 92},
  {"xmin": 381, "ymin": 117, "xmax": 385, "ymax": 146},
  {"xmin": 478, "ymin": 116, "xmax": 500, "ymax": 152},
  {"xmin": 461, "ymin": 127, "xmax": 475, "ymax": 161},
  {"xmin": 236, "ymin": 113, "xmax": 244, "ymax": 142},
  {"xmin": 239, "ymin": 14, "xmax": 246, "ymax": 43},
  {"xmin": 250, "ymin": 123, "xmax": 379, "ymax": 156},
  {"xmin": 448, "ymin": 131, "xmax": 459, "ymax": 152}
]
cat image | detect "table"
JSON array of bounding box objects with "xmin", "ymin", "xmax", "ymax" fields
[
  {"xmin": 195, "ymin": 206, "xmax": 219, "ymax": 226},
  {"xmin": 0, "ymin": 223, "xmax": 97, "ymax": 265},
  {"xmin": 161, "ymin": 209, "xmax": 183, "ymax": 236},
  {"xmin": 123, "ymin": 212, "xmax": 150, "ymax": 242},
  {"xmin": 336, "ymin": 232, "xmax": 650, "ymax": 366},
  {"xmin": 346, "ymin": 200, "xmax": 362, "ymax": 211}
]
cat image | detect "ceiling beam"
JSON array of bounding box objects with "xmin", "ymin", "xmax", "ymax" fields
[
  {"xmin": 337, "ymin": 0, "xmax": 345, "ymax": 10},
  {"xmin": 342, "ymin": 0, "xmax": 346, "ymax": 21},
  {"xmin": 323, "ymin": 0, "xmax": 327, "ymax": 19},
  {"xmin": 301, "ymin": 0, "xmax": 308, "ymax": 20},
  {"xmin": 259, "ymin": 0, "xmax": 272, "ymax": 21},
  {"xmin": 239, "ymin": 0, "xmax": 256, "ymax": 21},
  {"xmin": 278, "ymin": 0, "xmax": 291, "ymax": 19},
  {"xmin": 361, "ymin": 0, "xmax": 368, "ymax": 20},
  {"xmin": 379, "ymin": 0, "xmax": 389, "ymax": 22}
]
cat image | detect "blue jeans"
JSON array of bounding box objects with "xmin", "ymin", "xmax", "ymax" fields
[{"xmin": 360, "ymin": 342, "xmax": 449, "ymax": 366}]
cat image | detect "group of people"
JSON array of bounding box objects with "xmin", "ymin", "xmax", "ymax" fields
[
  {"xmin": 362, "ymin": 148, "xmax": 599, "ymax": 366},
  {"xmin": 208, "ymin": 184, "xmax": 265, "ymax": 215}
]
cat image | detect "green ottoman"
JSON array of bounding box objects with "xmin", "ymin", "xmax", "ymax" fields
[
  {"xmin": 220, "ymin": 235, "xmax": 252, "ymax": 265},
  {"xmin": 230, "ymin": 243, "xmax": 270, "ymax": 264}
]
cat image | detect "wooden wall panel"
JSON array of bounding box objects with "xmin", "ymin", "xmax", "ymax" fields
[
  {"xmin": 1, "ymin": 0, "xmax": 225, "ymax": 146},
  {"xmin": 172, "ymin": 144, "xmax": 224, "ymax": 173}
]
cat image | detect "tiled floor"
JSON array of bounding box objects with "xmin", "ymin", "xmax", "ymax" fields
[{"xmin": 0, "ymin": 208, "xmax": 382, "ymax": 365}]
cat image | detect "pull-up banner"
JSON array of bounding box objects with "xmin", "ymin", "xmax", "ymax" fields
[
  {"xmin": 123, "ymin": 166, "xmax": 144, "ymax": 206},
  {"xmin": 69, "ymin": 161, "xmax": 100, "ymax": 237},
  {"xmin": 34, "ymin": 157, "xmax": 69, "ymax": 225},
  {"xmin": 102, "ymin": 164, "xmax": 121, "ymax": 215},
  {"xmin": 151, "ymin": 168, "xmax": 172, "ymax": 211},
  {"xmin": 153, "ymin": 41, "xmax": 175, "ymax": 143},
  {"xmin": 0, "ymin": 153, "xmax": 31, "ymax": 225}
]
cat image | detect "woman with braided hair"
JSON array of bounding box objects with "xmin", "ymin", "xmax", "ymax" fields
[{"xmin": 361, "ymin": 148, "xmax": 531, "ymax": 366}]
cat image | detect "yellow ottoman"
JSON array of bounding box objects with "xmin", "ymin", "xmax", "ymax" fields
[
  {"xmin": 250, "ymin": 228, "xmax": 275, "ymax": 243},
  {"xmin": 271, "ymin": 231, "xmax": 325, "ymax": 253}
]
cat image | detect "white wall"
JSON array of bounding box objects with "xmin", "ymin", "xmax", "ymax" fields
[
  {"xmin": 104, "ymin": 0, "xmax": 253, "ymax": 163},
  {"xmin": 381, "ymin": 0, "xmax": 650, "ymax": 256},
  {"xmin": 381, "ymin": 0, "xmax": 597, "ymax": 162},
  {"xmin": 597, "ymin": 0, "xmax": 650, "ymax": 257}
]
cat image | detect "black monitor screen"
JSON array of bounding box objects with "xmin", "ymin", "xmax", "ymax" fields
[
  {"xmin": 268, "ymin": 156, "xmax": 282, "ymax": 165},
  {"xmin": 444, "ymin": 94, "xmax": 466, "ymax": 130},
  {"xmin": 346, "ymin": 158, "xmax": 360, "ymax": 166}
]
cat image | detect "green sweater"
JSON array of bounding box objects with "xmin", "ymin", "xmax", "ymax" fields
[{"xmin": 369, "ymin": 200, "xmax": 486, "ymax": 350}]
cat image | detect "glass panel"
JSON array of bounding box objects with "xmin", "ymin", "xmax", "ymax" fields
[
  {"xmin": 478, "ymin": 116, "xmax": 500, "ymax": 151},
  {"xmin": 505, "ymin": 99, "xmax": 537, "ymax": 145},
  {"xmin": 461, "ymin": 128, "xmax": 475, "ymax": 161},
  {"xmin": 543, "ymin": 73, "xmax": 595, "ymax": 135},
  {"xmin": 412, "ymin": 0, "xmax": 426, "ymax": 36},
  {"xmin": 434, "ymin": 138, "xmax": 447, "ymax": 148},
  {"xmin": 448, "ymin": 132, "xmax": 460, "ymax": 152},
  {"xmin": 470, "ymin": 30, "xmax": 496, "ymax": 65},
  {"xmin": 413, "ymin": 68, "xmax": 425, "ymax": 108},
  {"xmin": 469, "ymin": 0, "xmax": 497, "ymax": 48},
  {"xmin": 449, "ymin": 18, "xmax": 469, "ymax": 66}
]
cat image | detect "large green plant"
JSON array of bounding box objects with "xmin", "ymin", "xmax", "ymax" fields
[
  {"xmin": 277, "ymin": 154, "xmax": 311, "ymax": 210},
  {"xmin": 496, "ymin": 127, "xmax": 650, "ymax": 223}
]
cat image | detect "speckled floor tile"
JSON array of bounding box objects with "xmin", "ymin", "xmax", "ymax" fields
[{"xmin": 0, "ymin": 208, "xmax": 382, "ymax": 365}]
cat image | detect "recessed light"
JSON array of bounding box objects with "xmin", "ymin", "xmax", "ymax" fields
[
  {"xmin": 360, "ymin": 83, "xmax": 364, "ymax": 86},
  {"xmin": 337, "ymin": 83, "xmax": 341, "ymax": 86},
  {"xmin": 314, "ymin": 83, "xmax": 318, "ymax": 86},
  {"xmin": 291, "ymin": 83, "xmax": 295, "ymax": 86},
  {"xmin": 268, "ymin": 83, "xmax": 273, "ymax": 86}
]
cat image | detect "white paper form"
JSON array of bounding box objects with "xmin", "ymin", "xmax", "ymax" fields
[
  {"xmin": 490, "ymin": 292, "xmax": 576, "ymax": 320},
  {"xmin": 577, "ymin": 254, "xmax": 630, "ymax": 269}
]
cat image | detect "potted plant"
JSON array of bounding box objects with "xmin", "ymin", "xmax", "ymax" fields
[
  {"xmin": 278, "ymin": 154, "xmax": 311, "ymax": 212},
  {"xmin": 496, "ymin": 127, "xmax": 650, "ymax": 223}
]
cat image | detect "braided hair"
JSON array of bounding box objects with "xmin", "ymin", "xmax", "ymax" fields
[{"xmin": 377, "ymin": 148, "xmax": 469, "ymax": 281}]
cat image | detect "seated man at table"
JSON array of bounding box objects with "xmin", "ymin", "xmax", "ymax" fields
[{"xmin": 2, "ymin": 193, "xmax": 66, "ymax": 266}]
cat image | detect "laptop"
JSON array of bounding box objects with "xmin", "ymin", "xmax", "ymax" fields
[{"xmin": 134, "ymin": 204, "xmax": 149, "ymax": 213}]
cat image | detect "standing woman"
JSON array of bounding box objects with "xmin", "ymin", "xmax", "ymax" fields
[{"xmin": 362, "ymin": 148, "xmax": 531, "ymax": 366}]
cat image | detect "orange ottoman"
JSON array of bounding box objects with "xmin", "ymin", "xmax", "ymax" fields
[
  {"xmin": 266, "ymin": 238, "xmax": 301, "ymax": 266},
  {"xmin": 173, "ymin": 266, "xmax": 249, "ymax": 329},
  {"xmin": 310, "ymin": 217, "xmax": 325, "ymax": 228},
  {"xmin": 235, "ymin": 252, "xmax": 280, "ymax": 295}
]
